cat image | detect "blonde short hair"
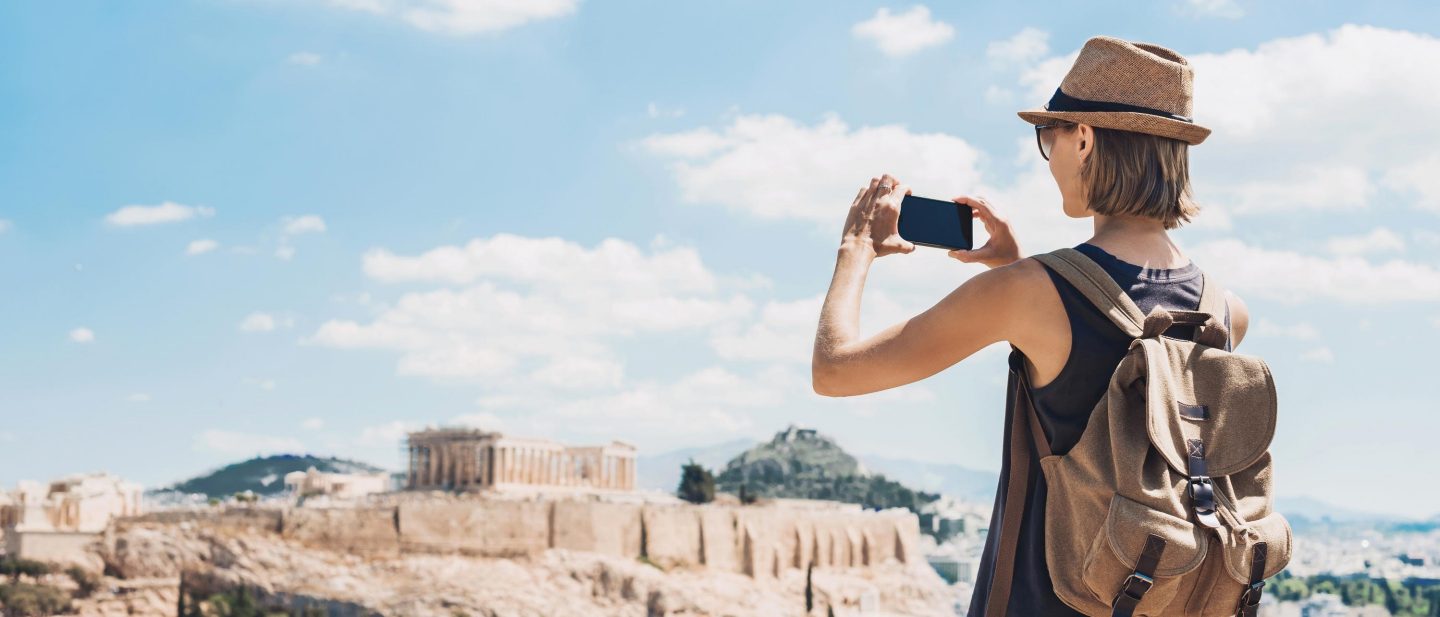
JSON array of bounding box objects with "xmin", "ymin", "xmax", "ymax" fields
[{"xmin": 1060, "ymin": 121, "xmax": 1199, "ymax": 229}]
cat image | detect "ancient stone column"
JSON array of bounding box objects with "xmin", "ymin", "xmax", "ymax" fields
[{"xmin": 407, "ymin": 446, "xmax": 415, "ymax": 488}]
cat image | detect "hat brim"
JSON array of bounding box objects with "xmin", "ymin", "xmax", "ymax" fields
[{"xmin": 1017, "ymin": 109, "xmax": 1211, "ymax": 145}]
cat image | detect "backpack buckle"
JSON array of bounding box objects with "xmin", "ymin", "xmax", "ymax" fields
[
  {"xmin": 1113, "ymin": 572, "xmax": 1153, "ymax": 605},
  {"xmin": 1236, "ymin": 580, "xmax": 1266, "ymax": 616},
  {"xmin": 1238, "ymin": 580, "xmax": 1265, "ymax": 606},
  {"xmin": 1187, "ymin": 475, "xmax": 1212, "ymax": 500}
]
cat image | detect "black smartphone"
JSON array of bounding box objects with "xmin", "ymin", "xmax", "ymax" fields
[{"xmin": 898, "ymin": 194, "xmax": 973, "ymax": 251}]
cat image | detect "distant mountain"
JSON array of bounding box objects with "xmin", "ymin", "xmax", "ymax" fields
[
  {"xmin": 715, "ymin": 425, "xmax": 937, "ymax": 513},
  {"xmin": 1276, "ymin": 496, "xmax": 1407, "ymax": 524},
  {"xmin": 636, "ymin": 438, "xmax": 756, "ymax": 493},
  {"xmin": 162, "ymin": 454, "xmax": 387, "ymax": 498},
  {"xmin": 856, "ymin": 454, "xmax": 999, "ymax": 505},
  {"xmin": 1275, "ymin": 495, "xmax": 1440, "ymax": 533}
]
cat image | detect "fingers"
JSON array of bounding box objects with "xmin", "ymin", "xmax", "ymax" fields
[
  {"xmin": 953, "ymin": 195, "xmax": 997, "ymax": 220},
  {"xmin": 850, "ymin": 185, "xmax": 867, "ymax": 208},
  {"xmin": 949, "ymin": 244, "xmax": 995, "ymax": 263}
]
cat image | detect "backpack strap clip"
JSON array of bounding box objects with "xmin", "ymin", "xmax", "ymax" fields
[
  {"xmin": 1186, "ymin": 438, "xmax": 1224, "ymax": 529},
  {"xmin": 1111, "ymin": 533, "xmax": 1167, "ymax": 617},
  {"xmin": 1235, "ymin": 542, "xmax": 1269, "ymax": 617}
]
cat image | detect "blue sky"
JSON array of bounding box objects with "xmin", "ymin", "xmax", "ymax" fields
[{"xmin": 2, "ymin": 1, "xmax": 1438, "ymax": 517}]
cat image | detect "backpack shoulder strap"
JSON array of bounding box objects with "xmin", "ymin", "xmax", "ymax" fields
[
  {"xmin": 1196, "ymin": 269, "xmax": 1231, "ymax": 349},
  {"xmin": 1197, "ymin": 269, "xmax": 1226, "ymax": 321},
  {"xmin": 1031, "ymin": 248, "xmax": 1146, "ymax": 339}
]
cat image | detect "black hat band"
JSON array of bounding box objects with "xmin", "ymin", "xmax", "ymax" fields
[{"xmin": 1044, "ymin": 87, "xmax": 1193, "ymax": 123}]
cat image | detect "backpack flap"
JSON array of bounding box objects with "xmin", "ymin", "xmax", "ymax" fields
[{"xmin": 1139, "ymin": 337, "xmax": 1278, "ymax": 479}]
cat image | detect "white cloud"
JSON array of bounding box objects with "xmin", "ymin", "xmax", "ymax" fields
[
  {"xmin": 326, "ymin": 0, "xmax": 579, "ymax": 35},
  {"xmin": 851, "ymin": 6, "xmax": 953, "ymax": 57},
  {"xmin": 0, "ymin": 219, "xmax": 11, "ymax": 234},
  {"xmin": 538, "ymin": 366, "xmax": 779, "ymax": 439},
  {"xmin": 983, "ymin": 85, "xmax": 1015, "ymax": 106},
  {"xmin": 1251, "ymin": 319, "xmax": 1319, "ymax": 341},
  {"xmin": 69, "ymin": 327, "xmax": 95, "ymax": 343},
  {"xmin": 362, "ymin": 233, "xmax": 719, "ymax": 291},
  {"xmin": 105, "ymin": 202, "xmax": 215, "ymax": 227},
  {"xmin": 1383, "ymin": 153, "xmax": 1440, "ymax": 213},
  {"xmin": 274, "ymin": 246, "xmax": 297, "ymax": 261},
  {"xmin": 528, "ymin": 355, "xmax": 624, "ymax": 390},
  {"xmin": 709, "ymin": 290, "xmax": 920, "ymax": 365},
  {"xmin": 240, "ymin": 312, "xmax": 294, "ymax": 332},
  {"xmin": 1191, "ymin": 239, "xmax": 1440, "ymax": 304},
  {"xmin": 1326, "ymin": 228, "xmax": 1406, "ymax": 256},
  {"xmin": 186, "ymin": 239, "xmax": 220, "ymax": 256},
  {"xmin": 301, "ymin": 418, "xmax": 325, "ymax": 430},
  {"xmin": 194, "ymin": 430, "xmax": 304, "ymax": 455},
  {"xmin": 282, "ymin": 215, "xmax": 327, "ymax": 235},
  {"xmin": 312, "ymin": 234, "xmax": 755, "ymax": 383},
  {"xmin": 1180, "ymin": 0, "xmax": 1245, "ymax": 19},
  {"xmin": 986, "ymin": 27, "xmax": 1049, "ymax": 67},
  {"xmin": 245, "ymin": 377, "xmax": 278, "ymax": 391},
  {"xmin": 357, "ymin": 420, "xmax": 419, "ymax": 447},
  {"xmin": 1187, "ymin": 27, "xmax": 1440, "ymax": 214},
  {"xmin": 642, "ymin": 113, "xmax": 985, "ymax": 225},
  {"xmin": 451, "ymin": 412, "xmax": 505, "ymax": 431},
  {"xmin": 1213, "ymin": 165, "xmax": 1372, "ymax": 215},
  {"xmin": 1300, "ymin": 347, "xmax": 1335, "ymax": 363},
  {"xmin": 287, "ymin": 51, "xmax": 323, "ymax": 66},
  {"xmin": 126, "ymin": 393, "xmax": 151, "ymax": 403},
  {"xmin": 646, "ymin": 102, "xmax": 685, "ymax": 119}
]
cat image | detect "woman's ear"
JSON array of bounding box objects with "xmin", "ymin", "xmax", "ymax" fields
[{"xmin": 1076, "ymin": 123, "xmax": 1093, "ymax": 162}]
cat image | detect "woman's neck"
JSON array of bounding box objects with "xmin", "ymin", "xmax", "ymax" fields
[{"xmin": 1086, "ymin": 214, "xmax": 1188, "ymax": 269}]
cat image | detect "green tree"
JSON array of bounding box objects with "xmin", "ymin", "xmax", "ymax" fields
[
  {"xmin": 0, "ymin": 582, "xmax": 72, "ymax": 617},
  {"xmin": 676, "ymin": 459, "xmax": 715, "ymax": 504},
  {"xmin": 64, "ymin": 566, "xmax": 100, "ymax": 599},
  {"xmin": 0, "ymin": 559, "xmax": 52, "ymax": 584}
]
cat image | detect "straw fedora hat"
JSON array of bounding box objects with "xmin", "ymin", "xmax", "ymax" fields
[{"xmin": 1017, "ymin": 35, "xmax": 1211, "ymax": 145}]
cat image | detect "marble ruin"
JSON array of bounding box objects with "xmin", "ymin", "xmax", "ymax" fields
[
  {"xmin": 407, "ymin": 428, "xmax": 637, "ymax": 493},
  {"xmin": 1, "ymin": 472, "xmax": 143, "ymax": 565},
  {"xmin": 284, "ymin": 467, "xmax": 391, "ymax": 501}
]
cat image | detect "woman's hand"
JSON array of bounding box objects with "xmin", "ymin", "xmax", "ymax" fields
[
  {"xmin": 948, "ymin": 195, "xmax": 1021, "ymax": 269},
  {"xmin": 840, "ymin": 173, "xmax": 916, "ymax": 258}
]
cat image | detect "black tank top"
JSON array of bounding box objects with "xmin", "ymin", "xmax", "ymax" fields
[{"xmin": 966, "ymin": 243, "xmax": 1231, "ymax": 616}]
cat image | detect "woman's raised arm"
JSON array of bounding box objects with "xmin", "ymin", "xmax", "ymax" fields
[{"xmin": 811, "ymin": 174, "xmax": 1041, "ymax": 397}]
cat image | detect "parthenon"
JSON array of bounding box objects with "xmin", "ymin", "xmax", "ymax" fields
[{"xmin": 406, "ymin": 428, "xmax": 637, "ymax": 492}]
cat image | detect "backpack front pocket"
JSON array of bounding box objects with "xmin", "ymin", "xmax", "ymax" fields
[{"xmin": 1081, "ymin": 492, "xmax": 1208, "ymax": 613}]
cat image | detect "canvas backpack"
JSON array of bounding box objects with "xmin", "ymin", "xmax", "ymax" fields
[{"xmin": 984, "ymin": 248, "xmax": 1292, "ymax": 617}]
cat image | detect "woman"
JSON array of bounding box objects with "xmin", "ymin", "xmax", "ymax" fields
[{"xmin": 811, "ymin": 36, "xmax": 1250, "ymax": 615}]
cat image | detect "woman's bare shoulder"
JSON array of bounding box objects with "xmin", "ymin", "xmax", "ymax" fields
[
  {"xmin": 959, "ymin": 257, "xmax": 1063, "ymax": 331},
  {"xmin": 1225, "ymin": 289, "xmax": 1250, "ymax": 348}
]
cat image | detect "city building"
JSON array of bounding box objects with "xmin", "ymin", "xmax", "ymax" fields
[{"xmin": 284, "ymin": 466, "xmax": 391, "ymax": 501}]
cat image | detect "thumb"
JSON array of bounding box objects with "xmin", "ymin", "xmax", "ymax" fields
[{"xmin": 949, "ymin": 245, "xmax": 992, "ymax": 263}]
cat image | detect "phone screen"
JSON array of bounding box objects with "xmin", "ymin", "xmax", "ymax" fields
[{"xmin": 898, "ymin": 195, "xmax": 974, "ymax": 251}]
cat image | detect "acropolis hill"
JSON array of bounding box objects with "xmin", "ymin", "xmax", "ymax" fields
[{"xmin": 1, "ymin": 425, "xmax": 955, "ymax": 616}]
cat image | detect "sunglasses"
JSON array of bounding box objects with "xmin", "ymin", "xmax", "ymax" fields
[{"xmin": 1034, "ymin": 122, "xmax": 1073, "ymax": 161}]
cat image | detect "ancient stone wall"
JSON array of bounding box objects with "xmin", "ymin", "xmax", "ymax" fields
[
  {"xmin": 281, "ymin": 507, "xmax": 399, "ymax": 555},
  {"xmin": 132, "ymin": 499, "xmax": 920, "ymax": 579}
]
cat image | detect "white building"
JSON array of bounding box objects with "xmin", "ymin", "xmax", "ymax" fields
[
  {"xmin": 1, "ymin": 472, "xmax": 143, "ymax": 566},
  {"xmin": 284, "ymin": 467, "xmax": 390, "ymax": 501}
]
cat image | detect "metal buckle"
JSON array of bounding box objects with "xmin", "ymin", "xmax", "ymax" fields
[
  {"xmin": 1187, "ymin": 475, "xmax": 1212, "ymax": 500},
  {"xmin": 1112, "ymin": 572, "xmax": 1154, "ymax": 605},
  {"xmin": 1238, "ymin": 580, "xmax": 1265, "ymax": 607}
]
